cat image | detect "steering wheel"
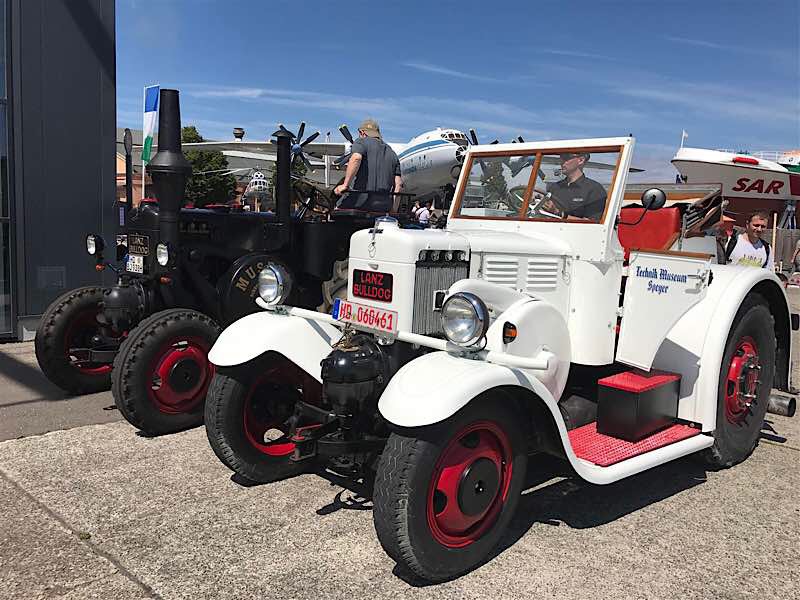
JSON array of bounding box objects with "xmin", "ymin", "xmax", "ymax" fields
[{"xmin": 528, "ymin": 191, "xmax": 567, "ymax": 218}]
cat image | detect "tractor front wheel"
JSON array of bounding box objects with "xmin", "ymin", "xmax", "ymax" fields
[
  {"xmin": 373, "ymin": 397, "xmax": 527, "ymax": 582},
  {"xmin": 35, "ymin": 286, "xmax": 122, "ymax": 395},
  {"xmin": 112, "ymin": 309, "xmax": 220, "ymax": 435},
  {"xmin": 205, "ymin": 354, "xmax": 320, "ymax": 483}
]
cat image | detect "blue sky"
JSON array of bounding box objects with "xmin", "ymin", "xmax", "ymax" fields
[{"xmin": 117, "ymin": 0, "xmax": 799, "ymax": 181}]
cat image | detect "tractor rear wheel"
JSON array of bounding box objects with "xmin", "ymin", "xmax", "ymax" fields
[
  {"xmin": 112, "ymin": 308, "xmax": 220, "ymax": 435},
  {"xmin": 701, "ymin": 293, "xmax": 775, "ymax": 468},
  {"xmin": 35, "ymin": 286, "xmax": 121, "ymax": 395},
  {"xmin": 373, "ymin": 396, "xmax": 527, "ymax": 582},
  {"xmin": 205, "ymin": 354, "xmax": 320, "ymax": 484}
]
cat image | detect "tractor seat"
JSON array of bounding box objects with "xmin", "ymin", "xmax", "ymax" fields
[{"xmin": 617, "ymin": 207, "xmax": 682, "ymax": 261}]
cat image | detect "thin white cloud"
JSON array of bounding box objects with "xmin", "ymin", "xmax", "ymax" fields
[
  {"xmin": 662, "ymin": 35, "xmax": 727, "ymax": 50},
  {"xmin": 401, "ymin": 61, "xmax": 502, "ymax": 83},
  {"xmin": 661, "ymin": 35, "xmax": 789, "ymax": 63},
  {"xmin": 540, "ymin": 49, "xmax": 618, "ymax": 61}
]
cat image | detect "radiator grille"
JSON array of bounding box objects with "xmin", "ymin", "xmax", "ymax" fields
[
  {"xmin": 525, "ymin": 258, "xmax": 559, "ymax": 291},
  {"xmin": 412, "ymin": 262, "xmax": 468, "ymax": 335},
  {"xmin": 483, "ymin": 256, "xmax": 519, "ymax": 289}
]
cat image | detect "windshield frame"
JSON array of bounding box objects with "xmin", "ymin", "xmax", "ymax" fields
[{"xmin": 450, "ymin": 144, "xmax": 625, "ymax": 224}]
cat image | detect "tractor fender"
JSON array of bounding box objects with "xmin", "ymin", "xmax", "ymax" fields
[
  {"xmin": 379, "ymin": 351, "xmax": 561, "ymax": 428},
  {"xmin": 660, "ymin": 265, "xmax": 791, "ymax": 430},
  {"xmin": 207, "ymin": 311, "xmax": 341, "ymax": 381}
]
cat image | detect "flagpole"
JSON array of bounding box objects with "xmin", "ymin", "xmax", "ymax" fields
[{"xmin": 142, "ymin": 86, "xmax": 146, "ymax": 201}]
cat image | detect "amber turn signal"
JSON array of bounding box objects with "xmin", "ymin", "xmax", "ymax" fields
[{"xmin": 502, "ymin": 322, "xmax": 517, "ymax": 344}]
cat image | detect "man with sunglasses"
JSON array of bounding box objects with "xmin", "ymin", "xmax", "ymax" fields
[
  {"xmin": 543, "ymin": 152, "xmax": 607, "ymax": 220},
  {"xmin": 724, "ymin": 210, "xmax": 774, "ymax": 269}
]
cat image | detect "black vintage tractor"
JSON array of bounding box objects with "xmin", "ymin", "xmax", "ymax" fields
[{"xmin": 34, "ymin": 88, "xmax": 412, "ymax": 435}]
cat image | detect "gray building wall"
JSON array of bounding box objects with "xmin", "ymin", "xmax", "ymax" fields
[{"xmin": 8, "ymin": 0, "xmax": 116, "ymax": 339}]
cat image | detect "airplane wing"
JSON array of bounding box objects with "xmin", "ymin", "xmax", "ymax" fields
[{"xmin": 134, "ymin": 140, "xmax": 348, "ymax": 158}]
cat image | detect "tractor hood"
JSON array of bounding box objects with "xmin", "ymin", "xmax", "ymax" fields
[{"xmin": 349, "ymin": 221, "xmax": 470, "ymax": 264}]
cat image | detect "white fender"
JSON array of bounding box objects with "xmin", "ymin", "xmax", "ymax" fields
[
  {"xmin": 208, "ymin": 311, "xmax": 341, "ymax": 381},
  {"xmin": 378, "ymin": 350, "xmax": 559, "ymax": 428},
  {"xmin": 654, "ymin": 265, "xmax": 790, "ymax": 429}
]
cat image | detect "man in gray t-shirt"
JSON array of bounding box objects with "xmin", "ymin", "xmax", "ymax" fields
[{"xmin": 334, "ymin": 119, "xmax": 402, "ymax": 211}]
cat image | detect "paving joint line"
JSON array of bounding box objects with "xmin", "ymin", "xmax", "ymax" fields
[
  {"xmin": 762, "ymin": 439, "xmax": 800, "ymax": 452},
  {"xmin": 0, "ymin": 464, "xmax": 163, "ymax": 600}
]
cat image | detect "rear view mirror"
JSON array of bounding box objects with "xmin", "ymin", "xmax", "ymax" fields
[{"xmin": 641, "ymin": 188, "xmax": 667, "ymax": 211}]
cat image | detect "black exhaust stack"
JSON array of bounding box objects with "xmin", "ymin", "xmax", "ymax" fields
[
  {"xmin": 272, "ymin": 128, "xmax": 292, "ymax": 226},
  {"xmin": 147, "ymin": 89, "xmax": 192, "ymax": 253}
]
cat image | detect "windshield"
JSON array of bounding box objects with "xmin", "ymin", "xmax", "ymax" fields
[{"xmin": 453, "ymin": 147, "xmax": 623, "ymax": 223}]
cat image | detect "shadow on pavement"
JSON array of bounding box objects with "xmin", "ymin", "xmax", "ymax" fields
[
  {"xmin": 392, "ymin": 452, "xmax": 708, "ymax": 587},
  {"xmin": 0, "ymin": 350, "xmax": 70, "ymax": 401}
]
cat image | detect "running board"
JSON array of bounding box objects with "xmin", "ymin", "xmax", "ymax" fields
[
  {"xmin": 564, "ymin": 422, "xmax": 714, "ymax": 485},
  {"xmin": 569, "ymin": 422, "xmax": 701, "ymax": 467}
]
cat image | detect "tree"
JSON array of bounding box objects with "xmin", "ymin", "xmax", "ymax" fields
[{"xmin": 181, "ymin": 126, "xmax": 237, "ymax": 207}]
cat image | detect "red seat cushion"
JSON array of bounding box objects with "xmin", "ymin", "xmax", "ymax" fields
[{"xmin": 617, "ymin": 207, "xmax": 681, "ymax": 260}]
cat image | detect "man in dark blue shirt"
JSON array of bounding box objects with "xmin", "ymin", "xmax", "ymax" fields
[{"xmin": 545, "ymin": 152, "xmax": 607, "ymax": 220}]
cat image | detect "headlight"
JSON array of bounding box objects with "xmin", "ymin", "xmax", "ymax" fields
[
  {"xmin": 258, "ymin": 263, "xmax": 292, "ymax": 306},
  {"xmin": 156, "ymin": 243, "xmax": 170, "ymax": 266},
  {"xmin": 86, "ymin": 234, "xmax": 104, "ymax": 256},
  {"xmin": 441, "ymin": 292, "xmax": 490, "ymax": 346}
]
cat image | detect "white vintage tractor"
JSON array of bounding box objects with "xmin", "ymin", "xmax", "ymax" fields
[{"xmin": 203, "ymin": 137, "xmax": 796, "ymax": 582}]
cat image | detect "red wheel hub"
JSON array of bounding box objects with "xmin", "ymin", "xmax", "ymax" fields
[
  {"xmin": 148, "ymin": 336, "xmax": 213, "ymax": 414},
  {"xmin": 242, "ymin": 368, "xmax": 299, "ymax": 457},
  {"xmin": 64, "ymin": 308, "xmax": 121, "ymax": 375},
  {"xmin": 426, "ymin": 421, "xmax": 513, "ymax": 548},
  {"xmin": 725, "ymin": 336, "xmax": 761, "ymax": 425}
]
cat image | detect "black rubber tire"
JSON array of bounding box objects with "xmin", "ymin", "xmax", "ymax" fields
[
  {"xmin": 373, "ymin": 396, "xmax": 528, "ymax": 582},
  {"xmin": 205, "ymin": 354, "xmax": 313, "ymax": 484},
  {"xmin": 701, "ymin": 293, "xmax": 775, "ymax": 469},
  {"xmin": 112, "ymin": 308, "xmax": 220, "ymax": 435},
  {"xmin": 34, "ymin": 286, "xmax": 113, "ymax": 395}
]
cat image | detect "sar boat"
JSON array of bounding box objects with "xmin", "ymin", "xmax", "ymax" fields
[{"xmin": 671, "ymin": 147, "xmax": 800, "ymax": 221}]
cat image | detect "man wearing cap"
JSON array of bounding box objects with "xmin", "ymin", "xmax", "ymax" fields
[
  {"xmin": 544, "ymin": 152, "xmax": 607, "ymax": 220},
  {"xmin": 334, "ymin": 119, "xmax": 402, "ymax": 211}
]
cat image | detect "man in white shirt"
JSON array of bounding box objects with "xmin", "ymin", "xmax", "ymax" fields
[
  {"xmin": 725, "ymin": 210, "xmax": 774, "ymax": 270},
  {"xmin": 416, "ymin": 200, "xmax": 431, "ymax": 227}
]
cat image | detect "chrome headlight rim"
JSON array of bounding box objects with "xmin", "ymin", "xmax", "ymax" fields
[
  {"xmin": 257, "ymin": 262, "xmax": 293, "ymax": 306},
  {"xmin": 156, "ymin": 242, "xmax": 170, "ymax": 267},
  {"xmin": 441, "ymin": 291, "xmax": 490, "ymax": 347},
  {"xmin": 86, "ymin": 234, "xmax": 104, "ymax": 256}
]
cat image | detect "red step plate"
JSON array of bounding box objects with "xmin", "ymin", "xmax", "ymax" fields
[{"xmin": 568, "ymin": 422, "xmax": 700, "ymax": 467}]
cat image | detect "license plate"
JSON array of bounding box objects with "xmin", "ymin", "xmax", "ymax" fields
[
  {"xmin": 128, "ymin": 234, "xmax": 149, "ymax": 255},
  {"xmin": 352, "ymin": 269, "xmax": 393, "ymax": 302},
  {"xmin": 332, "ymin": 299, "xmax": 398, "ymax": 334},
  {"xmin": 126, "ymin": 254, "xmax": 144, "ymax": 274}
]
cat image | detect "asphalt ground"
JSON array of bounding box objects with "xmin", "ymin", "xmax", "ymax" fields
[{"xmin": 1, "ymin": 294, "xmax": 800, "ymax": 599}]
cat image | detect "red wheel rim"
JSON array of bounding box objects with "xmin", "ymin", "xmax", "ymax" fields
[
  {"xmin": 148, "ymin": 336, "xmax": 214, "ymax": 414},
  {"xmin": 64, "ymin": 308, "xmax": 120, "ymax": 375},
  {"xmin": 724, "ymin": 336, "xmax": 761, "ymax": 425},
  {"xmin": 426, "ymin": 421, "xmax": 513, "ymax": 548},
  {"xmin": 242, "ymin": 364, "xmax": 304, "ymax": 457}
]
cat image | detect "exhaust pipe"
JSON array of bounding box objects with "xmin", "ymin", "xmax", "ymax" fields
[
  {"xmin": 767, "ymin": 393, "xmax": 796, "ymax": 417},
  {"xmin": 272, "ymin": 127, "xmax": 292, "ymax": 226},
  {"xmin": 147, "ymin": 89, "xmax": 192, "ymax": 253}
]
